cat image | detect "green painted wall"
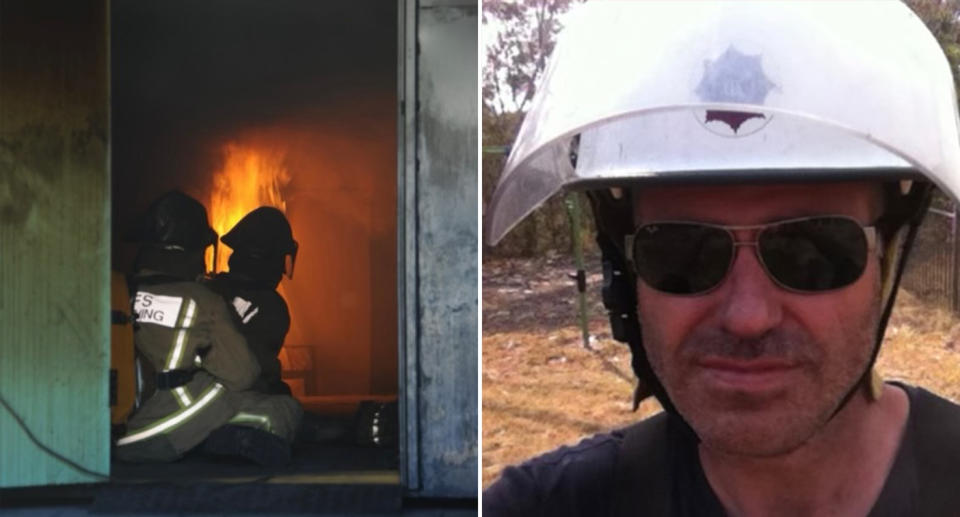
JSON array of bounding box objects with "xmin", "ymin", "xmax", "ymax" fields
[{"xmin": 0, "ymin": 0, "xmax": 110, "ymax": 488}]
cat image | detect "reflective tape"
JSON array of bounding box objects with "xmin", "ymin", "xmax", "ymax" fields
[
  {"xmin": 242, "ymin": 307, "xmax": 259, "ymax": 324},
  {"xmin": 165, "ymin": 299, "xmax": 197, "ymax": 370},
  {"xmin": 229, "ymin": 411, "xmax": 273, "ymax": 433},
  {"xmin": 116, "ymin": 383, "xmax": 224, "ymax": 446},
  {"xmin": 173, "ymin": 386, "xmax": 192, "ymax": 408},
  {"xmin": 182, "ymin": 299, "xmax": 197, "ymax": 327}
]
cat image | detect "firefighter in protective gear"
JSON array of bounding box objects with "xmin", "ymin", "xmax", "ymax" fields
[
  {"xmin": 204, "ymin": 206, "xmax": 307, "ymax": 450},
  {"xmin": 483, "ymin": 2, "xmax": 960, "ymax": 515},
  {"xmin": 207, "ymin": 206, "xmax": 299, "ymax": 396},
  {"xmin": 206, "ymin": 206, "xmax": 359, "ymax": 446},
  {"xmin": 115, "ymin": 191, "xmax": 300, "ymax": 467}
]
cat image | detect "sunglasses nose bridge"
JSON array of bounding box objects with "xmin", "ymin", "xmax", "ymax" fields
[
  {"xmin": 719, "ymin": 240, "xmax": 785, "ymax": 338},
  {"xmin": 727, "ymin": 240, "xmax": 768, "ymax": 282},
  {"xmin": 730, "ymin": 238, "xmax": 787, "ymax": 291},
  {"xmin": 729, "ymin": 240, "xmax": 760, "ymax": 267}
]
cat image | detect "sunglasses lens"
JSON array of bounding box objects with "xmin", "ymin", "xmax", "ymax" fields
[
  {"xmin": 633, "ymin": 223, "xmax": 733, "ymax": 294},
  {"xmin": 759, "ymin": 217, "xmax": 868, "ymax": 291}
]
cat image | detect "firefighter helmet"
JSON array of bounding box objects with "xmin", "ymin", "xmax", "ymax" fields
[
  {"xmin": 126, "ymin": 190, "xmax": 217, "ymax": 252},
  {"xmin": 222, "ymin": 206, "xmax": 298, "ymax": 279}
]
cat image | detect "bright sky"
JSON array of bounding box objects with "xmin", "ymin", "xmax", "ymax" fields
[{"xmin": 481, "ymin": 3, "xmax": 580, "ymax": 113}]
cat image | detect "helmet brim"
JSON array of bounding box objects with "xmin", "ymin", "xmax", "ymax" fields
[{"xmin": 485, "ymin": 1, "xmax": 960, "ymax": 244}]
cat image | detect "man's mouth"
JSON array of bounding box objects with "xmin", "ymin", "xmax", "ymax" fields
[{"xmin": 695, "ymin": 356, "xmax": 802, "ymax": 393}]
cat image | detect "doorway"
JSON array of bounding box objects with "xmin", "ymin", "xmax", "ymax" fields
[{"xmin": 110, "ymin": 0, "xmax": 399, "ymax": 483}]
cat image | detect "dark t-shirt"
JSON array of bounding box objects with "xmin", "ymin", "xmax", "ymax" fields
[{"xmin": 483, "ymin": 384, "xmax": 960, "ymax": 516}]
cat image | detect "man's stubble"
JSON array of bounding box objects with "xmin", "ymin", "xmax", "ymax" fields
[{"xmin": 639, "ymin": 287, "xmax": 881, "ymax": 457}]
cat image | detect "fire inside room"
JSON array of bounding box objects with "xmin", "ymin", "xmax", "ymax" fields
[{"xmin": 110, "ymin": 0, "xmax": 399, "ymax": 475}]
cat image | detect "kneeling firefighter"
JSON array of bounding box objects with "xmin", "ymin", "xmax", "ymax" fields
[
  {"xmin": 115, "ymin": 190, "xmax": 300, "ymax": 467},
  {"xmin": 207, "ymin": 206, "xmax": 299, "ymax": 397},
  {"xmin": 206, "ymin": 207, "xmax": 307, "ymax": 445}
]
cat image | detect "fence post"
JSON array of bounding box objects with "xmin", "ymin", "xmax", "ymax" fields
[
  {"xmin": 953, "ymin": 203, "xmax": 960, "ymax": 312},
  {"xmin": 565, "ymin": 193, "xmax": 590, "ymax": 349}
]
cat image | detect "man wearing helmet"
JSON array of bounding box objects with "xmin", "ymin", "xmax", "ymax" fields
[
  {"xmin": 204, "ymin": 207, "xmax": 307, "ymax": 448},
  {"xmin": 207, "ymin": 206, "xmax": 299, "ymax": 397},
  {"xmin": 484, "ymin": 2, "xmax": 960, "ymax": 515},
  {"xmin": 116, "ymin": 191, "xmax": 298, "ymax": 467},
  {"xmin": 115, "ymin": 190, "xmax": 262, "ymax": 463}
]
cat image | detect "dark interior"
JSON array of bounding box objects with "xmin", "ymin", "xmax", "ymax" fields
[{"xmin": 110, "ymin": 0, "xmax": 399, "ymax": 481}]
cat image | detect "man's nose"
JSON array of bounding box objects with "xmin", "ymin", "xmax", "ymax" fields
[{"xmin": 717, "ymin": 246, "xmax": 783, "ymax": 339}]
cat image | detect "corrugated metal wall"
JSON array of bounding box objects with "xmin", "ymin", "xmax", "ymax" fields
[
  {"xmin": 400, "ymin": 0, "xmax": 478, "ymax": 497},
  {"xmin": 0, "ymin": 0, "xmax": 110, "ymax": 488}
]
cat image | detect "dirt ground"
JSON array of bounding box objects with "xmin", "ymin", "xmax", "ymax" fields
[{"xmin": 481, "ymin": 254, "xmax": 960, "ymax": 488}]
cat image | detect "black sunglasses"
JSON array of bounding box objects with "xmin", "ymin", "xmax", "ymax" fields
[{"xmin": 627, "ymin": 216, "xmax": 878, "ymax": 295}]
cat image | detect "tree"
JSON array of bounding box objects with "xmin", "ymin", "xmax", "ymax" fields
[
  {"xmin": 906, "ymin": 0, "xmax": 960, "ymax": 93},
  {"xmin": 483, "ymin": 0, "xmax": 578, "ymax": 116},
  {"xmin": 905, "ymin": 0, "xmax": 960, "ymax": 212}
]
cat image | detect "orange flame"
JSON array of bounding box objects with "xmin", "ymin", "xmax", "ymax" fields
[{"xmin": 205, "ymin": 143, "xmax": 290, "ymax": 273}]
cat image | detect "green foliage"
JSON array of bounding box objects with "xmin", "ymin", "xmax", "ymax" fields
[
  {"xmin": 906, "ymin": 0, "xmax": 960, "ymax": 95},
  {"xmin": 906, "ymin": 0, "xmax": 960, "ymax": 212},
  {"xmin": 482, "ymin": 0, "xmax": 579, "ymax": 115},
  {"xmin": 906, "ymin": 0, "xmax": 960, "ymax": 41}
]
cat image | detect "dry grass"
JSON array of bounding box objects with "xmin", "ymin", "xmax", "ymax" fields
[
  {"xmin": 879, "ymin": 289, "xmax": 960, "ymax": 400},
  {"xmin": 481, "ymin": 256, "xmax": 960, "ymax": 489}
]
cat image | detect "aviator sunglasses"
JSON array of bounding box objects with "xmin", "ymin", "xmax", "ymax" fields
[{"xmin": 627, "ymin": 215, "xmax": 878, "ymax": 295}]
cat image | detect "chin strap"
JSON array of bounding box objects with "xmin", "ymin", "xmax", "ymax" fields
[
  {"xmin": 850, "ymin": 182, "xmax": 933, "ymax": 407},
  {"xmin": 867, "ymin": 367, "xmax": 885, "ymax": 402}
]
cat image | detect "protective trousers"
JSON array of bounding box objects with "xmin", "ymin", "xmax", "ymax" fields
[{"xmin": 115, "ymin": 278, "xmax": 270, "ymax": 462}]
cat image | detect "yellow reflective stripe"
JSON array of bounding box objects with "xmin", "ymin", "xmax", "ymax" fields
[
  {"xmin": 173, "ymin": 386, "xmax": 192, "ymax": 408},
  {"xmin": 165, "ymin": 299, "xmax": 197, "ymax": 370},
  {"xmin": 162, "ymin": 298, "xmax": 190, "ymax": 368},
  {"xmin": 116, "ymin": 383, "xmax": 224, "ymax": 446},
  {"xmin": 166, "ymin": 331, "xmax": 187, "ymax": 370},
  {"xmin": 182, "ymin": 299, "xmax": 197, "ymax": 327},
  {"xmin": 229, "ymin": 412, "xmax": 273, "ymax": 433}
]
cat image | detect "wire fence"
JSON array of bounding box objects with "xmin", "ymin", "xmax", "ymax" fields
[{"xmin": 902, "ymin": 205, "xmax": 960, "ymax": 310}]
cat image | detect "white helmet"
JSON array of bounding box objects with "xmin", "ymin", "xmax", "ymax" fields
[
  {"xmin": 484, "ymin": 0, "xmax": 960, "ymax": 414},
  {"xmin": 486, "ymin": 0, "xmax": 960, "ymax": 245}
]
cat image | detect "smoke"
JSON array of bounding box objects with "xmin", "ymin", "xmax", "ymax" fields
[{"xmin": 112, "ymin": 0, "xmax": 395, "ymax": 244}]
